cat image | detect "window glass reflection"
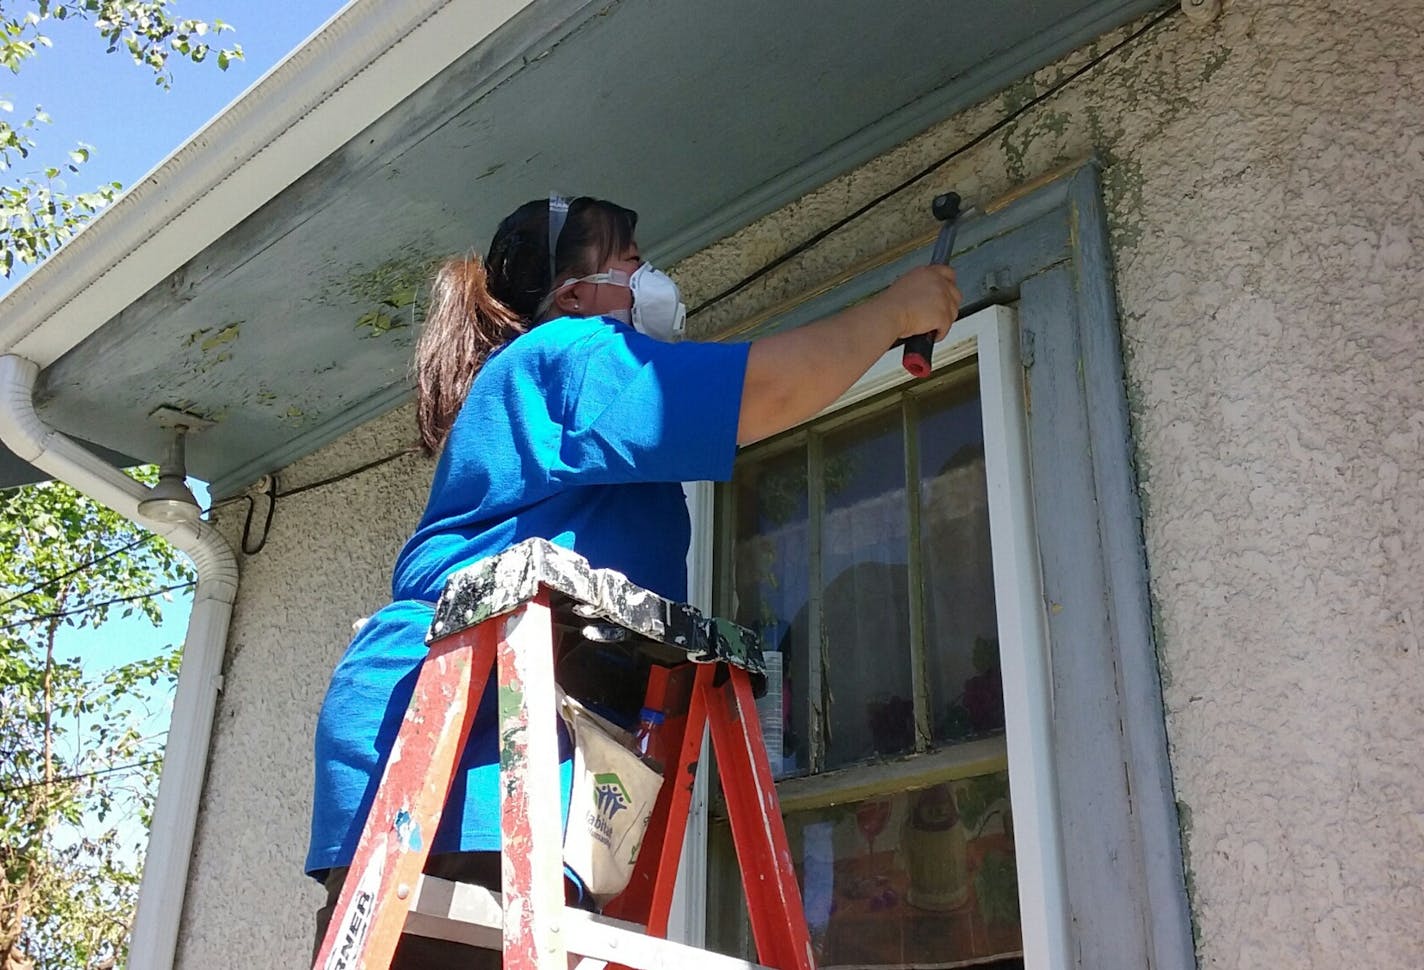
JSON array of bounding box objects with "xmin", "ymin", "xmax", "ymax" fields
[
  {"xmin": 820, "ymin": 408, "xmax": 914, "ymax": 769},
  {"xmin": 733, "ymin": 445, "xmax": 811, "ymax": 776},
  {"xmin": 917, "ymin": 384, "xmax": 1003, "ymax": 744}
]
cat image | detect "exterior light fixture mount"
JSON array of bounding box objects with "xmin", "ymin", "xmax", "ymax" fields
[{"xmin": 136, "ymin": 406, "xmax": 213, "ymax": 525}]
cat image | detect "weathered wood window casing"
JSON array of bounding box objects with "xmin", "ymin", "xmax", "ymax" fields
[{"xmin": 684, "ymin": 162, "xmax": 1195, "ymax": 970}]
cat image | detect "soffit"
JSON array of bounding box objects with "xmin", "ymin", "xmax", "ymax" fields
[{"xmin": 23, "ymin": 0, "xmax": 1153, "ymax": 497}]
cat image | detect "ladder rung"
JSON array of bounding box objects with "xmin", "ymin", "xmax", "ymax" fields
[
  {"xmin": 406, "ymin": 876, "xmax": 774, "ymax": 970},
  {"xmin": 404, "ymin": 874, "xmax": 504, "ymax": 951}
]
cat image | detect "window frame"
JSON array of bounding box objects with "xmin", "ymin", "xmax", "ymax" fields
[
  {"xmin": 676, "ymin": 161, "xmax": 1195, "ymax": 970},
  {"xmin": 703, "ymin": 306, "xmax": 1069, "ymax": 969}
]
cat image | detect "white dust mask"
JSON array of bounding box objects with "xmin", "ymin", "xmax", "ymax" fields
[
  {"xmin": 551, "ymin": 263, "xmax": 685, "ymax": 341},
  {"xmin": 626, "ymin": 263, "xmax": 686, "ymax": 342}
]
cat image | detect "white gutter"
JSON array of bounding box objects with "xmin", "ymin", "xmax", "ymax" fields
[
  {"xmin": 0, "ymin": 0, "xmax": 545, "ymax": 366},
  {"xmin": 0, "ymin": 354, "xmax": 238, "ymax": 970}
]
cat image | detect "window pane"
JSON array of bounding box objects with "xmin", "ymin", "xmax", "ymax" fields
[
  {"xmin": 732, "ymin": 445, "xmax": 811, "ymax": 776},
  {"xmin": 713, "ymin": 359, "xmax": 1027, "ymax": 969},
  {"xmin": 709, "ymin": 770, "xmax": 1023, "ymax": 968},
  {"xmin": 821, "ymin": 408, "xmax": 914, "ymax": 769},
  {"xmin": 917, "ymin": 382, "xmax": 1004, "ymax": 744}
]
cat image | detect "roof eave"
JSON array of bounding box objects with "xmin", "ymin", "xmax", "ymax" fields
[{"xmin": 0, "ymin": 0, "xmax": 568, "ymax": 367}]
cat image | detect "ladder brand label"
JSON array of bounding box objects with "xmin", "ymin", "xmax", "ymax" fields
[{"xmin": 325, "ymin": 854, "xmax": 384, "ymax": 970}]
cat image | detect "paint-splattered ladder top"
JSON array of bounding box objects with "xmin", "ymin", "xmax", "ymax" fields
[{"xmin": 429, "ymin": 538, "xmax": 765, "ymax": 691}]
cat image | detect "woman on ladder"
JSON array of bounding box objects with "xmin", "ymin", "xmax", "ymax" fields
[{"xmin": 308, "ymin": 195, "xmax": 961, "ymax": 967}]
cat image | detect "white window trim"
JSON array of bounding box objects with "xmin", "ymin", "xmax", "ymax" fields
[
  {"xmin": 667, "ymin": 479, "xmax": 715, "ymax": 948},
  {"xmin": 678, "ymin": 304, "xmax": 1070, "ymax": 968},
  {"xmin": 969, "ymin": 304, "xmax": 1071, "ymax": 970}
]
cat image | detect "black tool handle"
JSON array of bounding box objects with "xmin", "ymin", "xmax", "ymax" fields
[{"xmin": 900, "ymin": 192, "xmax": 962, "ymax": 378}]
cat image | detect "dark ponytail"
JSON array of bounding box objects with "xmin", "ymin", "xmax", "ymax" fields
[
  {"xmin": 414, "ymin": 255, "xmax": 525, "ymax": 456},
  {"xmin": 413, "ymin": 196, "xmax": 638, "ymax": 455}
]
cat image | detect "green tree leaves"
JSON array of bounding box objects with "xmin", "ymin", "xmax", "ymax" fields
[
  {"xmin": 4, "ymin": 3, "xmax": 242, "ymax": 86},
  {"xmin": 0, "ymin": 478, "xmax": 195, "ymax": 969},
  {"xmin": 0, "ymin": 1, "xmax": 244, "ymax": 277}
]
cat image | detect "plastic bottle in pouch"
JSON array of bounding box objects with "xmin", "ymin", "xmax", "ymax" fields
[{"xmin": 632, "ymin": 706, "xmax": 666, "ymax": 770}]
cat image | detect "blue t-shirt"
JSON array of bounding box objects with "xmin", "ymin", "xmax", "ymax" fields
[{"xmin": 306, "ymin": 317, "xmax": 749, "ymax": 875}]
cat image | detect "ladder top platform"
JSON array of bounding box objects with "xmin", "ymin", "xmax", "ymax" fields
[{"xmin": 429, "ymin": 537, "xmax": 765, "ymax": 680}]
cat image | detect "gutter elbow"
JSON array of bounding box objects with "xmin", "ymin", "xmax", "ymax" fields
[{"xmin": 0, "ymin": 355, "xmax": 47, "ymax": 462}]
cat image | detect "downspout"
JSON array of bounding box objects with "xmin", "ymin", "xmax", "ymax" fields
[{"xmin": 0, "ymin": 354, "xmax": 238, "ymax": 970}]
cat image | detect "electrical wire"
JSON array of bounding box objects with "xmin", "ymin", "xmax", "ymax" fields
[
  {"xmin": 0, "ymin": 757, "xmax": 164, "ymax": 797},
  {"xmin": 686, "ymin": 2, "xmax": 1178, "ymax": 319},
  {"xmin": 9, "ymin": 10, "xmax": 1171, "ymax": 577},
  {"xmin": 275, "ymin": 445, "xmax": 421, "ymax": 499},
  {"xmin": 236, "ymin": 446, "xmax": 421, "ymax": 555},
  {"xmin": 240, "ymin": 474, "xmax": 278, "ymax": 555},
  {"xmin": 0, "ymin": 581, "xmax": 196, "ymax": 634},
  {"xmin": 3, "ymin": 439, "xmax": 416, "ymax": 599},
  {"xmin": 0, "ymin": 9, "xmax": 1177, "ymax": 595},
  {"xmin": 0, "ymin": 533, "xmax": 155, "ymax": 611},
  {"xmin": 0, "ymin": 496, "xmax": 244, "ymax": 613}
]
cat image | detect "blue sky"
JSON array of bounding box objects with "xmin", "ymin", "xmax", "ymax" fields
[
  {"xmin": 9, "ymin": 1, "xmax": 349, "ymax": 850},
  {"xmin": 2, "ymin": 0, "xmax": 349, "ymax": 293}
]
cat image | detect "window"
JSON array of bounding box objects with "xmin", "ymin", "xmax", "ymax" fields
[
  {"xmin": 681, "ymin": 164, "xmax": 1194, "ymax": 970},
  {"xmin": 705, "ymin": 307, "xmax": 1068, "ymax": 970}
]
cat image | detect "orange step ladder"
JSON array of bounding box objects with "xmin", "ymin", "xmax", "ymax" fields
[{"xmin": 313, "ymin": 538, "xmax": 815, "ymax": 970}]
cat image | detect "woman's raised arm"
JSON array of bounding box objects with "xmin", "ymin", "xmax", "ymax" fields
[{"xmin": 737, "ymin": 264, "xmax": 961, "ymax": 445}]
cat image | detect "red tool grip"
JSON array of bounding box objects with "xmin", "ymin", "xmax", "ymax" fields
[{"xmin": 901, "ymin": 333, "xmax": 934, "ymax": 377}]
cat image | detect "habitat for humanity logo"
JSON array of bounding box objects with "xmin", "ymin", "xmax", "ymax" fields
[
  {"xmin": 593, "ymin": 772, "xmax": 631, "ymax": 820},
  {"xmin": 587, "ymin": 772, "xmax": 632, "ymax": 846}
]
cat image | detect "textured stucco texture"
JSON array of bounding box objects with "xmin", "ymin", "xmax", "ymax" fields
[{"xmin": 175, "ymin": 2, "xmax": 1424, "ymax": 967}]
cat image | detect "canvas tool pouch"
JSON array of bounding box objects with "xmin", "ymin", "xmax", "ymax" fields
[{"xmin": 559, "ymin": 693, "xmax": 664, "ymax": 904}]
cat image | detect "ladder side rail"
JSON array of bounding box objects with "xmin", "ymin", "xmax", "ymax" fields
[
  {"xmin": 638, "ymin": 662, "xmax": 715, "ymax": 937},
  {"xmin": 705, "ymin": 667, "xmax": 816, "ymax": 970},
  {"xmin": 312, "ymin": 620, "xmax": 495, "ymax": 970},
  {"xmin": 496, "ymin": 589, "xmax": 570, "ymax": 970},
  {"xmin": 602, "ymin": 662, "xmax": 711, "ymax": 970}
]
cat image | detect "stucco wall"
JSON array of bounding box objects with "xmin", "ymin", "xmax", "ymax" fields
[{"xmin": 176, "ymin": 1, "xmax": 1424, "ymax": 966}]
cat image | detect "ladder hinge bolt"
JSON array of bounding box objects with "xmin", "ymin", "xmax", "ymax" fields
[{"xmin": 397, "ymin": 884, "xmax": 410, "ymax": 900}]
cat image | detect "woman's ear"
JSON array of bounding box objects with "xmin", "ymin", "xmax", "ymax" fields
[{"xmin": 553, "ymin": 284, "xmax": 581, "ymax": 316}]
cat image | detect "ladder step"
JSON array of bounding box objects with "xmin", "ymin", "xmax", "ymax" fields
[
  {"xmin": 404, "ymin": 874, "xmax": 505, "ymax": 951},
  {"xmin": 407, "ymin": 876, "xmax": 773, "ymax": 970}
]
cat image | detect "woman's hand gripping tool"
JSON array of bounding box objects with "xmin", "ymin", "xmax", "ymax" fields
[{"xmin": 898, "ymin": 192, "xmax": 962, "ymax": 378}]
